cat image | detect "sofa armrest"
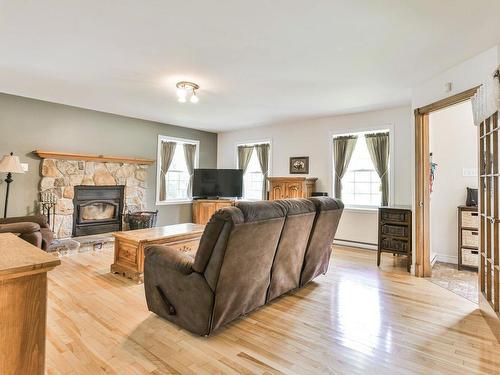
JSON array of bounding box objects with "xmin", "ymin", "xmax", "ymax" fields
[
  {"xmin": 0, "ymin": 222, "xmax": 41, "ymax": 234},
  {"xmin": 144, "ymin": 244, "xmax": 214, "ymax": 335},
  {"xmin": 145, "ymin": 245, "xmax": 194, "ymax": 275},
  {"xmin": 0, "ymin": 215, "xmax": 49, "ymax": 229}
]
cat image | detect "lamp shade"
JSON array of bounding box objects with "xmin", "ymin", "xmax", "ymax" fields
[{"xmin": 0, "ymin": 154, "xmax": 25, "ymax": 174}]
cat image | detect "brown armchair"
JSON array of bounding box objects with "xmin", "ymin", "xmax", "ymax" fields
[{"xmin": 0, "ymin": 215, "xmax": 54, "ymax": 250}]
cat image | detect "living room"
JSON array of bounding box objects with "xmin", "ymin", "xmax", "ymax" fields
[{"xmin": 1, "ymin": 2, "xmax": 500, "ymax": 374}]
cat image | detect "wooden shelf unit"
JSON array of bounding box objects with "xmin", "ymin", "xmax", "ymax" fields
[
  {"xmin": 458, "ymin": 205, "xmax": 479, "ymax": 271},
  {"xmin": 377, "ymin": 206, "xmax": 412, "ymax": 273}
]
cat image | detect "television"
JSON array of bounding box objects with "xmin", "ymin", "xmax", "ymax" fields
[{"xmin": 193, "ymin": 169, "xmax": 243, "ymax": 198}]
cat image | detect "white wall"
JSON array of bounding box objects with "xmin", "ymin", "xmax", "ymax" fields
[
  {"xmin": 412, "ymin": 46, "xmax": 499, "ymax": 109},
  {"xmin": 217, "ymin": 106, "xmax": 412, "ymax": 246},
  {"xmin": 429, "ymin": 100, "xmax": 477, "ymax": 264}
]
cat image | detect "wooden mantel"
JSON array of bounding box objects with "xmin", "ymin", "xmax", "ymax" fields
[{"xmin": 34, "ymin": 150, "xmax": 155, "ymax": 165}]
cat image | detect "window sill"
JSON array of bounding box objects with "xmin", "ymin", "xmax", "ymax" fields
[
  {"xmin": 343, "ymin": 206, "xmax": 379, "ymax": 213},
  {"xmin": 156, "ymin": 199, "xmax": 193, "ymax": 206}
]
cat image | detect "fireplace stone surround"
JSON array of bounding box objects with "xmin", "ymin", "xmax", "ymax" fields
[{"xmin": 39, "ymin": 158, "xmax": 148, "ymax": 238}]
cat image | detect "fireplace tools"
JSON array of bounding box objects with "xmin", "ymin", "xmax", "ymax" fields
[{"xmin": 40, "ymin": 192, "xmax": 57, "ymax": 232}]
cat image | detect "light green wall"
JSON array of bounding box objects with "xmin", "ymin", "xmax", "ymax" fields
[{"xmin": 0, "ymin": 93, "xmax": 217, "ymax": 225}]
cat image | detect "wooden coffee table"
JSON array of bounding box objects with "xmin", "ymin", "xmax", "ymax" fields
[{"xmin": 110, "ymin": 223, "xmax": 205, "ymax": 283}]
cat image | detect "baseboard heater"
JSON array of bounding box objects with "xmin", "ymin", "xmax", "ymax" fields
[{"xmin": 333, "ymin": 238, "xmax": 378, "ymax": 251}]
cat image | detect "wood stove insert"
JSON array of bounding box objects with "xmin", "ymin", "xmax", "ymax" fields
[{"xmin": 72, "ymin": 185, "xmax": 125, "ymax": 237}]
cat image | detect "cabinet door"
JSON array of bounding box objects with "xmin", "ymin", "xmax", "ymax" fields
[
  {"xmin": 216, "ymin": 201, "xmax": 232, "ymax": 210},
  {"xmin": 198, "ymin": 202, "xmax": 216, "ymax": 225},
  {"xmin": 286, "ymin": 182, "xmax": 303, "ymax": 198},
  {"xmin": 270, "ymin": 184, "xmax": 285, "ymax": 200}
]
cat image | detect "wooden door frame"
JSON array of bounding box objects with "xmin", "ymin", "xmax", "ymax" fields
[{"xmin": 414, "ymin": 87, "xmax": 479, "ymax": 277}]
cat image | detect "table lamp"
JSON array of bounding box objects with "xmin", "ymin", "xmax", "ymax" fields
[{"xmin": 0, "ymin": 152, "xmax": 25, "ymax": 218}]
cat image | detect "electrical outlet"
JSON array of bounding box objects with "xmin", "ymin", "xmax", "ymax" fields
[
  {"xmin": 21, "ymin": 163, "xmax": 29, "ymax": 172},
  {"xmin": 462, "ymin": 168, "xmax": 477, "ymax": 177}
]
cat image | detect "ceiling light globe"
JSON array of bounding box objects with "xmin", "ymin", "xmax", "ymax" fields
[
  {"xmin": 178, "ymin": 96, "xmax": 187, "ymax": 103},
  {"xmin": 190, "ymin": 94, "xmax": 199, "ymax": 103},
  {"xmin": 177, "ymin": 86, "xmax": 187, "ymax": 97}
]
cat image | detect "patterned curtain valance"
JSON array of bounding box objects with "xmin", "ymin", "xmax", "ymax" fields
[{"xmin": 471, "ymin": 68, "xmax": 500, "ymax": 126}]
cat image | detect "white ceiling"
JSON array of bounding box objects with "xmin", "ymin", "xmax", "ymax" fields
[{"xmin": 1, "ymin": 1, "xmax": 500, "ymax": 132}]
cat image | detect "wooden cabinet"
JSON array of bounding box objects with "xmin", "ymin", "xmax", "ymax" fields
[
  {"xmin": 377, "ymin": 206, "xmax": 412, "ymax": 272},
  {"xmin": 0, "ymin": 233, "xmax": 60, "ymax": 375},
  {"xmin": 458, "ymin": 205, "xmax": 479, "ymax": 270},
  {"xmin": 192, "ymin": 199, "xmax": 235, "ymax": 225},
  {"xmin": 267, "ymin": 177, "xmax": 317, "ymax": 200}
]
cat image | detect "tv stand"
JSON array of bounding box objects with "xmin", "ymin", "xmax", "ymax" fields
[{"xmin": 192, "ymin": 199, "xmax": 235, "ymax": 225}]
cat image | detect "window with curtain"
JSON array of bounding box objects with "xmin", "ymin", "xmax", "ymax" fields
[
  {"xmin": 157, "ymin": 136, "xmax": 199, "ymax": 203},
  {"xmin": 237, "ymin": 141, "xmax": 271, "ymax": 200},
  {"xmin": 333, "ymin": 130, "xmax": 390, "ymax": 207}
]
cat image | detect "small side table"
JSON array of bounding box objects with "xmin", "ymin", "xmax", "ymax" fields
[{"xmin": 377, "ymin": 206, "xmax": 413, "ymax": 272}]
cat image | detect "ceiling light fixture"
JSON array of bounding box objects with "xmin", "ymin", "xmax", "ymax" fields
[{"xmin": 176, "ymin": 81, "xmax": 200, "ymax": 103}]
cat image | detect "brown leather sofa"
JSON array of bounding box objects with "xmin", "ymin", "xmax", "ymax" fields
[
  {"xmin": 144, "ymin": 197, "xmax": 343, "ymax": 335},
  {"xmin": 0, "ymin": 215, "xmax": 54, "ymax": 250}
]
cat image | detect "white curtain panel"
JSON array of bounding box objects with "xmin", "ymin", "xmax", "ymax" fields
[{"xmin": 471, "ymin": 67, "xmax": 500, "ymax": 126}]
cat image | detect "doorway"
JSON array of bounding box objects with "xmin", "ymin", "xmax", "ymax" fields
[
  {"xmin": 427, "ymin": 100, "xmax": 478, "ymax": 303},
  {"xmin": 415, "ymin": 87, "xmax": 500, "ymax": 319}
]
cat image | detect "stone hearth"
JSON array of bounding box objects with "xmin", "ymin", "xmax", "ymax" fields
[{"xmin": 39, "ymin": 159, "xmax": 148, "ymax": 238}]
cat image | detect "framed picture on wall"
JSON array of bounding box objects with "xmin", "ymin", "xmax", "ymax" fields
[{"xmin": 289, "ymin": 156, "xmax": 309, "ymax": 174}]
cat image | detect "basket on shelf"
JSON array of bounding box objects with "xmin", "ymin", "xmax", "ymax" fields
[{"xmin": 125, "ymin": 210, "xmax": 158, "ymax": 230}]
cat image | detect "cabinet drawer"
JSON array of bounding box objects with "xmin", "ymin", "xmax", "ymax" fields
[
  {"xmin": 462, "ymin": 229, "xmax": 479, "ymax": 248},
  {"xmin": 381, "ymin": 238, "xmax": 409, "ymax": 252},
  {"xmin": 461, "ymin": 248, "xmax": 479, "ymax": 267},
  {"xmin": 381, "ymin": 224, "xmax": 408, "ymax": 237},
  {"xmin": 461, "ymin": 210, "xmax": 479, "ymax": 228},
  {"xmin": 380, "ymin": 210, "xmax": 409, "ymax": 223}
]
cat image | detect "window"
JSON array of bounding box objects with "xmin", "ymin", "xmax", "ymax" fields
[
  {"xmin": 243, "ymin": 149, "xmax": 265, "ymax": 200},
  {"xmin": 237, "ymin": 141, "xmax": 271, "ymax": 200},
  {"xmin": 333, "ymin": 130, "xmax": 390, "ymax": 207},
  {"xmin": 157, "ymin": 136, "xmax": 199, "ymax": 204},
  {"xmin": 165, "ymin": 146, "xmax": 191, "ymax": 200}
]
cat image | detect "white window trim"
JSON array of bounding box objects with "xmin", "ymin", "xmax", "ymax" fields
[
  {"xmin": 329, "ymin": 124, "xmax": 395, "ymax": 209},
  {"xmin": 156, "ymin": 135, "xmax": 200, "ymax": 205},
  {"xmin": 234, "ymin": 139, "xmax": 272, "ymax": 201}
]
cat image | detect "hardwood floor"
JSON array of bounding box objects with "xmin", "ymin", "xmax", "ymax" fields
[{"xmin": 46, "ymin": 246, "xmax": 500, "ymax": 374}]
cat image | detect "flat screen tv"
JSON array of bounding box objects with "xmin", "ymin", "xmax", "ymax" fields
[{"xmin": 193, "ymin": 169, "xmax": 243, "ymax": 198}]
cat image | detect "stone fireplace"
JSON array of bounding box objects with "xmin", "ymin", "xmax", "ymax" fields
[{"xmin": 39, "ymin": 157, "xmax": 150, "ymax": 238}]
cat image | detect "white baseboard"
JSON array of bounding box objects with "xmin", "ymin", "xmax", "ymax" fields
[
  {"xmin": 333, "ymin": 239, "xmax": 377, "ymax": 251},
  {"xmin": 434, "ymin": 254, "xmax": 458, "ymax": 265},
  {"xmin": 430, "ymin": 253, "xmax": 438, "ymax": 266}
]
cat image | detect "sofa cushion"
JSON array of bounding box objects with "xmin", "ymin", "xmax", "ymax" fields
[
  {"xmin": 234, "ymin": 200, "xmax": 286, "ymax": 222},
  {"xmin": 267, "ymin": 199, "xmax": 316, "ymax": 301},
  {"xmin": 300, "ymin": 197, "xmax": 344, "ymax": 286},
  {"xmin": 193, "ymin": 207, "xmax": 242, "ymax": 275},
  {"xmin": 209, "ymin": 201, "xmax": 286, "ymax": 331}
]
